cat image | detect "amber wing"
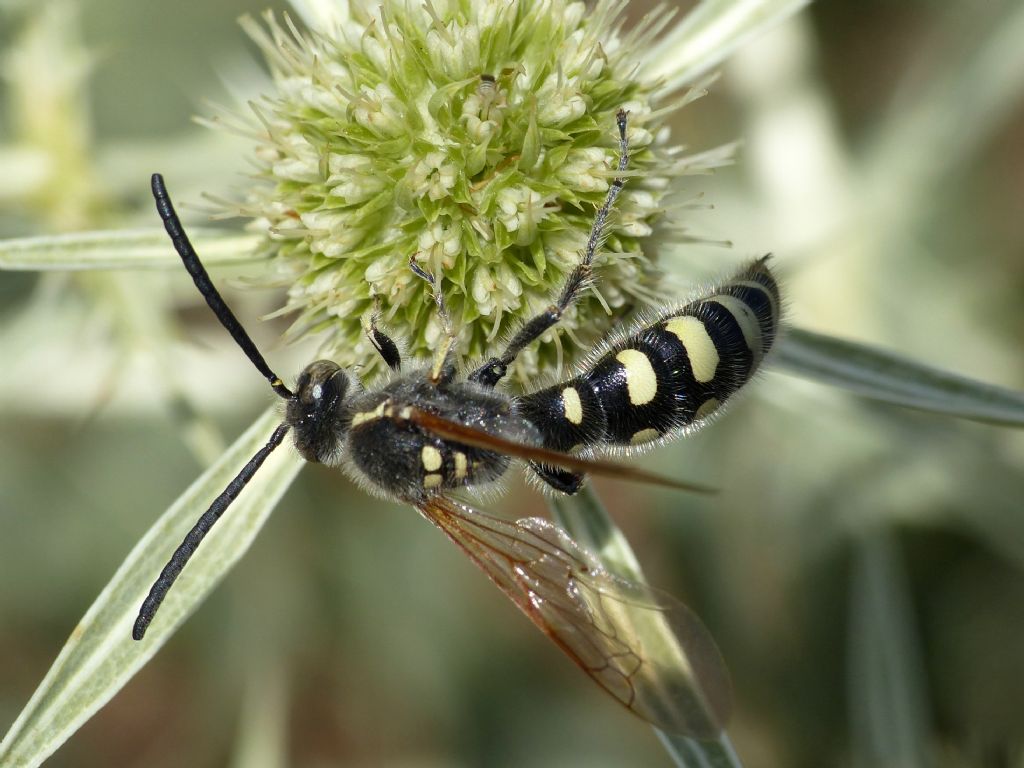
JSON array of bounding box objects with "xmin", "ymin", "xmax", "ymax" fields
[{"xmin": 416, "ymin": 496, "xmax": 732, "ymax": 737}]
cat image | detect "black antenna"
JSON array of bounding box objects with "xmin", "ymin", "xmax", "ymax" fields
[
  {"xmin": 134, "ymin": 175, "xmax": 298, "ymax": 640},
  {"xmin": 151, "ymin": 173, "xmax": 293, "ymax": 399},
  {"xmin": 133, "ymin": 423, "xmax": 291, "ymax": 640}
]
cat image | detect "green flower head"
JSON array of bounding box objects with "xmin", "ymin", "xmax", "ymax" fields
[{"xmin": 227, "ymin": 0, "xmax": 720, "ymax": 382}]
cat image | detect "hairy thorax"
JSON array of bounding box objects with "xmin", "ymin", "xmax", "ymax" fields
[{"xmin": 344, "ymin": 372, "xmax": 540, "ymax": 501}]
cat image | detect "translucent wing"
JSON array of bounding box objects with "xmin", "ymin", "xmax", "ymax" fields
[{"xmin": 416, "ymin": 495, "xmax": 732, "ymax": 737}]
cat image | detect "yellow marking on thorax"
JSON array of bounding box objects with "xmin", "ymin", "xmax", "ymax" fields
[
  {"xmin": 454, "ymin": 451, "xmax": 468, "ymax": 479},
  {"xmin": 710, "ymin": 295, "xmax": 763, "ymax": 363},
  {"xmin": 664, "ymin": 316, "xmax": 719, "ymax": 383},
  {"xmin": 350, "ymin": 401, "xmax": 387, "ymax": 427},
  {"xmin": 421, "ymin": 445, "xmax": 443, "ymax": 472},
  {"xmin": 694, "ymin": 398, "xmax": 721, "ymax": 420},
  {"xmin": 382, "ymin": 404, "xmax": 412, "ymax": 420},
  {"xmin": 561, "ymin": 387, "xmax": 584, "ymax": 425},
  {"xmin": 615, "ymin": 349, "xmax": 657, "ymax": 405},
  {"xmin": 630, "ymin": 428, "xmax": 660, "ymax": 445}
]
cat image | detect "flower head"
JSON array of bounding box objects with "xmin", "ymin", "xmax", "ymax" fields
[{"xmin": 221, "ymin": 0, "xmax": 722, "ymax": 382}]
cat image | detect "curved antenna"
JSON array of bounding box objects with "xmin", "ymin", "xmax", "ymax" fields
[
  {"xmin": 151, "ymin": 173, "xmax": 293, "ymax": 400},
  {"xmin": 133, "ymin": 423, "xmax": 291, "ymax": 640},
  {"xmin": 136, "ymin": 174, "xmax": 297, "ymax": 640}
]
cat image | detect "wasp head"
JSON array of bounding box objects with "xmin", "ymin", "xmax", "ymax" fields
[{"xmin": 286, "ymin": 360, "xmax": 352, "ymax": 465}]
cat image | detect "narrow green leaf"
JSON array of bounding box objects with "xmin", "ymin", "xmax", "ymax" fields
[
  {"xmin": 777, "ymin": 328, "xmax": 1024, "ymax": 427},
  {"xmin": 657, "ymin": 730, "xmax": 746, "ymax": 768},
  {"xmin": 848, "ymin": 529, "xmax": 931, "ymax": 768},
  {"xmin": 0, "ymin": 408, "xmax": 303, "ymax": 768},
  {"xmin": 230, "ymin": 663, "xmax": 289, "ymax": 768},
  {"xmin": 548, "ymin": 487, "xmax": 744, "ymax": 768},
  {"xmin": 548, "ymin": 484, "xmax": 645, "ymax": 580},
  {"xmin": 0, "ymin": 229, "xmax": 263, "ymax": 271}
]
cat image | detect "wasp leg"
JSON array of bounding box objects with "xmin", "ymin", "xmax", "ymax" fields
[
  {"xmin": 410, "ymin": 259, "xmax": 458, "ymax": 383},
  {"xmin": 469, "ymin": 109, "xmax": 630, "ymax": 388},
  {"xmin": 363, "ymin": 305, "xmax": 402, "ymax": 371},
  {"xmin": 530, "ymin": 462, "xmax": 585, "ymax": 495}
]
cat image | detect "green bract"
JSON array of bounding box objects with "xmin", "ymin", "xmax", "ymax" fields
[{"xmin": 230, "ymin": 0, "xmax": 706, "ymax": 381}]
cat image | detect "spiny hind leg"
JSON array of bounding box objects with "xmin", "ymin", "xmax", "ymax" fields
[
  {"xmin": 409, "ymin": 259, "xmax": 458, "ymax": 383},
  {"xmin": 469, "ymin": 109, "xmax": 631, "ymax": 388},
  {"xmin": 531, "ymin": 463, "xmax": 585, "ymax": 495}
]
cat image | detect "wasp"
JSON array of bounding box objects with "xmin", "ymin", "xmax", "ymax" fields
[{"xmin": 134, "ymin": 110, "xmax": 779, "ymax": 738}]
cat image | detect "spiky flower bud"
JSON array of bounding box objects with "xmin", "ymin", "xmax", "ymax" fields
[{"xmin": 227, "ymin": 0, "xmax": 720, "ymax": 382}]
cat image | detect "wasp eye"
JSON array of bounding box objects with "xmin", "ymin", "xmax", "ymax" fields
[
  {"xmin": 319, "ymin": 371, "xmax": 347, "ymax": 403},
  {"xmin": 296, "ymin": 360, "xmax": 346, "ymax": 405}
]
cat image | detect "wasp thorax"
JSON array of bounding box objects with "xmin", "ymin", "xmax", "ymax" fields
[{"xmin": 286, "ymin": 360, "xmax": 351, "ymax": 465}]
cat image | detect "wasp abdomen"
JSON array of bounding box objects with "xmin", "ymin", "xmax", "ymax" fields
[
  {"xmin": 519, "ymin": 259, "xmax": 779, "ymax": 462},
  {"xmin": 514, "ymin": 376, "xmax": 608, "ymax": 453}
]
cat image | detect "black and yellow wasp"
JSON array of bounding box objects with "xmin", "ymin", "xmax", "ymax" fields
[{"xmin": 135, "ymin": 110, "xmax": 779, "ymax": 738}]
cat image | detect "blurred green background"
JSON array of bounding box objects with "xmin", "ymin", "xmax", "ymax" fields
[{"xmin": 2, "ymin": 1, "xmax": 1024, "ymax": 766}]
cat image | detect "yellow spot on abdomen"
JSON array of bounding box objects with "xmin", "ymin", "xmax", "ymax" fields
[
  {"xmin": 665, "ymin": 316, "xmax": 719, "ymax": 383},
  {"xmin": 454, "ymin": 451, "xmax": 468, "ymax": 479},
  {"xmin": 615, "ymin": 349, "xmax": 657, "ymax": 405},
  {"xmin": 630, "ymin": 428, "xmax": 660, "ymax": 445},
  {"xmin": 421, "ymin": 445, "xmax": 443, "ymax": 472},
  {"xmin": 561, "ymin": 387, "xmax": 583, "ymax": 425},
  {"xmin": 423, "ymin": 473, "xmax": 443, "ymax": 489},
  {"xmin": 694, "ymin": 398, "xmax": 721, "ymax": 420}
]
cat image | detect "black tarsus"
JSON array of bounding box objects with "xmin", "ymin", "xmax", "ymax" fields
[
  {"xmin": 364, "ymin": 299, "xmax": 402, "ymax": 371},
  {"xmin": 529, "ymin": 462, "xmax": 585, "ymax": 495},
  {"xmin": 133, "ymin": 423, "xmax": 291, "ymax": 641},
  {"xmin": 368, "ymin": 323, "xmax": 402, "ymax": 371},
  {"xmin": 469, "ymin": 109, "xmax": 631, "ymax": 388},
  {"xmin": 151, "ymin": 173, "xmax": 293, "ymax": 400}
]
